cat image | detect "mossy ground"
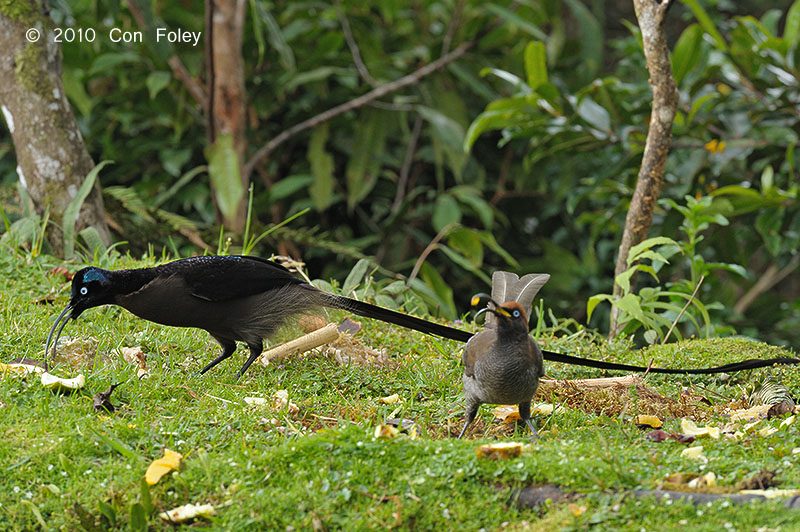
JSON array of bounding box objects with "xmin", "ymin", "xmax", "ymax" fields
[{"xmin": 1, "ymin": 251, "xmax": 799, "ymax": 531}]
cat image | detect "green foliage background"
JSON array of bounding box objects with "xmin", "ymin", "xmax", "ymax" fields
[{"xmin": 1, "ymin": 0, "xmax": 799, "ymax": 346}]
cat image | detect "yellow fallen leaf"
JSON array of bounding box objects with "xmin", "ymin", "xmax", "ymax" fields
[
  {"xmin": 568, "ymin": 503, "xmax": 586, "ymax": 517},
  {"xmin": 531, "ymin": 403, "xmax": 555, "ymax": 416},
  {"xmin": 681, "ymin": 446, "xmax": 707, "ymax": 462},
  {"xmin": 159, "ymin": 503, "xmax": 216, "ymax": 522},
  {"xmin": 729, "ymin": 404, "xmax": 771, "ymax": 422},
  {"xmin": 680, "ymin": 418, "xmax": 719, "ymax": 439},
  {"xmin": 493, "ymin": 405, "xmax": 521, "ymax": 423},
  {"xmin": 636, "ymin": 415, "xmax": 663, "ymax": 428},
  {"xmin": 378, "ymin": 394, "xmax": 401, "ymax": 405},
  {"xmin": 1, "ymin": 363, "xmax": 45, "ymax": 376},
  {"xmin": 145, "ymin": 449, "xmax": 182, "ymax": 485},
  {"xmin": 739, "ymin": 489, "xmax": 800, "ymax": 499},
  {"xmin": 687, "ymin": 472, "xmax": 717, "ymax": 489},
  {"xmin": 41, "ymin": 372, "xmax": 86, "ymax": 391},
  {"xmin": 744, "ymin": 420, "xmax": 762, "ymax": 432},
  {"xmin": 374, "ymin": 424, "xmax": 399, "ymax": 439},
  {"xmin": 476, "ymin": 442, "xmax": 523, "ymax": 460},
  {"xmin": 759, "ymin": 426, "xmax": 779, "ymax": 437},
  {"xmin": 780, "ymin": 415, "xmax": 795, "ymax": 428}
]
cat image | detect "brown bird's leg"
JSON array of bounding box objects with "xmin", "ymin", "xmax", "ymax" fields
[
  {"xmin": 235, "ymin": 340, "xmax": 264, "ymax": 380},
  {"xmin": 197, "ymin": 337, "xmax": 237, "ymax": 376},
  {"xmin": 458, "ymin": 402, "xmax": 480, "ymax": 439},
  {"xmin": 518, "ymin": 401, "xmax": 539, "ymax": 439}
]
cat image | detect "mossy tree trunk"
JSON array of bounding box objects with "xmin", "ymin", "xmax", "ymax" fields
[{"xmin": 0, "ymin": 0, "xmax": 110, "ymax": 254}]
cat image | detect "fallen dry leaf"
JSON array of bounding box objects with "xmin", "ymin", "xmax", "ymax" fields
[
  {"xmin": 47, "ymin": 265, "xmax": 73, "ymax": 281},
  {"xmin": 273, "ymin": 390, "xmax": 299, "ymax": 415},
  {"xmin": 41, "ymin": 372, "xmax": 86, "ymax": 392},
  {"xmin": 680, "ymin": 418, "xmax": 719, "ymax": 439},
  {"xmin": 493, "ymin": 405, "xmax": 521, "ymax": 424},
  {"xmin": 374, "ymin": 424, "xmax": 400, "ymax": 439},
  {"xmin": 687, "ymin": 471, "xmax": 717, "ymax": 489},
  {"xmin": 476, "ymin": 442, "xmax": 523, "ymax": 460},
  {"xmin": 119, "ymin": 347, "xmax": 147, "ymax": 378},
  {"xmin": 145, "ymin": 448, "xmax": 182, "ymax": 485},
  {"xmin": 568, "ymin": 503, "xmax": 586, "ymax": 517},
  {"xmin": 159, "ymin": 503, "xmax": 216, "ymax": 523},
  {"xmin": 681, "ymin": 445, "xmax": 707, "ymax": 462},
  {"xmin": 729, "ymin": 404, "xmax": 771, "ymax": 422},
  {"xmin": 636, "ymin": 414, "xmax": 663, "ymax": 428},
  {"xmin": 378, "ymin": 394, "xmax": 401, "ymax": 405}
]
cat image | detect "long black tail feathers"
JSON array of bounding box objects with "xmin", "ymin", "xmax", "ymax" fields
[{"xmin": 325, "ymin": 294, "xmax": 473, "ymax": 343}]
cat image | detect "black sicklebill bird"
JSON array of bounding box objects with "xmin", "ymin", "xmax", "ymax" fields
[
  {"xmin": 45, "ymin": 255, "xmax": 474, "ymax": 378},
  {"xmin": 459, "ymin": 294, "xmax": 545, "ymax": 439}
]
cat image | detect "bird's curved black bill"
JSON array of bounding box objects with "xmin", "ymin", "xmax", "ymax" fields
[{"xmin": 45, "ymin": 304, "xmax": 73, "ymax": 368}]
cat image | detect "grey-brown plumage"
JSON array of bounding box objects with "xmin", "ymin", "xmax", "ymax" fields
[
  {"xmin": 45, "ymin": 255, "xmax": 474, "ymax": 378},
  {"xmin": 458, "ymin": 298, "xmax": 545, "ymax": 439}
]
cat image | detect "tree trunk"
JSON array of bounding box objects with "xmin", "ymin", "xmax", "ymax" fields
[
  {"xmin": 609, "ymin": 0, "xmax": 678, "ymax": 337},
  {"xmin": 206, "ymin": 0, "xmax": 248, "ymax": 231},
  {"xmin": 0, "ymin": 1, "xmax": 110, "ymax": 254}
]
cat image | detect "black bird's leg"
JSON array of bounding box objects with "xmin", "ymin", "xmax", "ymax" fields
[
  {"xmin": 458, "ymin": 402, "xmax": 480, "ymax": 439},
  {"xmin": 518, "ymin": 401, "xmax": 539, "ymax": 439},
  {"xmin": 197, "ymin": 337, "xmax": 237, "ymax": 376},
  {"xmin": 235, "ymin": 340, "xmax": 264, "ymax": 380}
]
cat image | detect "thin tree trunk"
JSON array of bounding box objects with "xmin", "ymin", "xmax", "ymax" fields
[
  {"xmin": 207, "ymin": 0, "xmax": 248, "ymax": 231},
  {"xmin": 609, "ymin": 0, "xmax": 678, "ymax": 337},
  {"xmin": 0, "ymin": 1, "xmax": 110, "ymax": 253}
]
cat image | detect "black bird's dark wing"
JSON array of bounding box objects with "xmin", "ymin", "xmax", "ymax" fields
[{"xmin": 162, "ymin": 255, "xmax": 305, "ymax": 302}]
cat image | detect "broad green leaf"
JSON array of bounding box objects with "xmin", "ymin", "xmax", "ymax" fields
[
  {"xmin": 432, "ymin": 195, "xmax": 461, "ymax": 233},
  {"xmin": 681, "ymin": 0, "xmax": 727, "ymax": 50},
  {"xmin": 417, "ymin": 106, "xmax": 467, "ymax": 180},
  {"xmin": 686, "ymin": 93, "xmax": 718, "ymax": 124},
  {"xmin": 524, "ymin": 41, "xmax": 548, "ymax": 89},
  {"xmin": 761, "ymin": 165, "xmax": 774, "ymax": 191},
  {"xmin": 450, "ymin": 186, "xmax": 494, "ymax": 228},
  {"xmin": 564, "ymin": 0, "xmax": 603, "ymax": 80},
  {"xmin": 627, "ymin": 237, "xmax": 679, "ymax": 266},
  {"xmin": 61, "ymin": 69, "xmax": 92, "ymax": 116},
  {"xmin": 79, "ymin": 227, "xmax": 105, "ymax": 256},
  {"xmin": 447, "ymin": 228, "xmax": 483, "ymax": 267},
  {"xmin": 615, "ymin": 268, "xmax": 635, "ymax": 293},
  {"xmin": 342, "ymin": 259, "xmax": 370, "ymax": 296},
  {"xmin": 63, "ymin": 160, "xmax": 112, "ymax": 259},
  {"xmin": 643, "ymin": 330, "xmax": 658, "ymax": 345},
  {"xmin": 634, "ymin": 250, "xmax": 671, "ymax": 267},
  {"xmin": 145, "ymin": 71, "xmax": 171, "ymax": 99},
  {"xmin": 576, "ymin": 97, "xmax": 611, "ymax": 136},
  {"xmin": 418, "ymin": 263, "xmax": 456, "ymax": 319},
  {"xmin": 464, "ymin": 109, "xmax": 518, "ymax": 151},
  {"xmin": 478, "ymin": 231, "xmax": 520, "ymax": 268},
  {"xmin": 129, "ymin": 503, "xmax": 147, "ymax": 532},
  {"xmin": 484, "ymin": 4, "xmax": 547, "ymax": 40},
  {"xmin": 307, "ymin": 124, "xmax": 334, "ymax": 210},
  {"xmin": 89, "ymin": 52, "xmax": 140, "ymax": 76},
  {"xmin": 672, "ymin": 24, "xmax": 703, "ymax": 86},
  {"xmin": 756, "ymin": 207, "xmax": 784, "ymax": 256},
  {"xmin": 586, "ymin": 294, "xmax": 614, "ymax": 322},
  {"xmin": 439, "ymin": 245, "xmax": 491, "ymax": 285},
  {"xmin": 613, "ymin": 293, "xmax": 646, "ymax": 324},
  {"xmin": 346, "ymin": 109, "xmax": 390, "ymax": 208},
  {"xmin": 785, "ymin": 0, "xmax": 800, "ymax": 43},
  {"xmin": 269, "ymin": 175, "xmax": 313, "ymax": 203},
  {"xmin": 253, "ymin": 0, "xmax": 296, "ymax": 71},
  {"xmin": 205, "ymin": 134, "xmax": 244, "ymax": 225}
]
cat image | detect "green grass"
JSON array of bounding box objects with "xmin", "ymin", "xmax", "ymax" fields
[{"xmin": 2, "ymin": 252, "xmax": 800, "ymax": 531}]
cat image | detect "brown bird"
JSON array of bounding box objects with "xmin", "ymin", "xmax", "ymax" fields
[{"xmin": 459, "ymin": 294, "xmax": 545, "ymax": 439}]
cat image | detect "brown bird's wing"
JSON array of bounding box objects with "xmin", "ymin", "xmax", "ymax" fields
[
  {"xmin": 527, "ymin": 336, "xmax": 546, "ymax": 378},
  {"xmin": 462, "ymin": 329, "xmax": 497, "ymax": 377}
]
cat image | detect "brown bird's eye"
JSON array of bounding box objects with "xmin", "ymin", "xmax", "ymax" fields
[{"xmin": 512, "ymin": 309, "xmax": 520, "ymax": 317}]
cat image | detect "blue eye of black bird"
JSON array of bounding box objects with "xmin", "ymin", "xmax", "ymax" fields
[
  {"xmin": 512, "ymin": 309, "xmax": 520, "ymax": 318},
  {"xmin": 80, "ymin": 286, "xmax": 88, "ymax": 295}
]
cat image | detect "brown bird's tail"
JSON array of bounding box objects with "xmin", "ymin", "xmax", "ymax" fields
[{"xmin": 322, "ymin": 293, "xmax": 473, "ymax": 343}]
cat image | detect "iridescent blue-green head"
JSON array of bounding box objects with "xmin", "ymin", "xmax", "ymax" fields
[{"xmin": 45, "ymin": 267, "xmax": 114, "ymax": 364}]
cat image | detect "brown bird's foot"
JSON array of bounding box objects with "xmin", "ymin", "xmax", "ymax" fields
[{"xmin": 518, "ymin": 402, "xmax": 540, "ymax": 439}]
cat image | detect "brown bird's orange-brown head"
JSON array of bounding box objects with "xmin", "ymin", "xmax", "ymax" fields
[{"xmin": 470, "ymin": 294, "xmax": 529, "ymax": 328}]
